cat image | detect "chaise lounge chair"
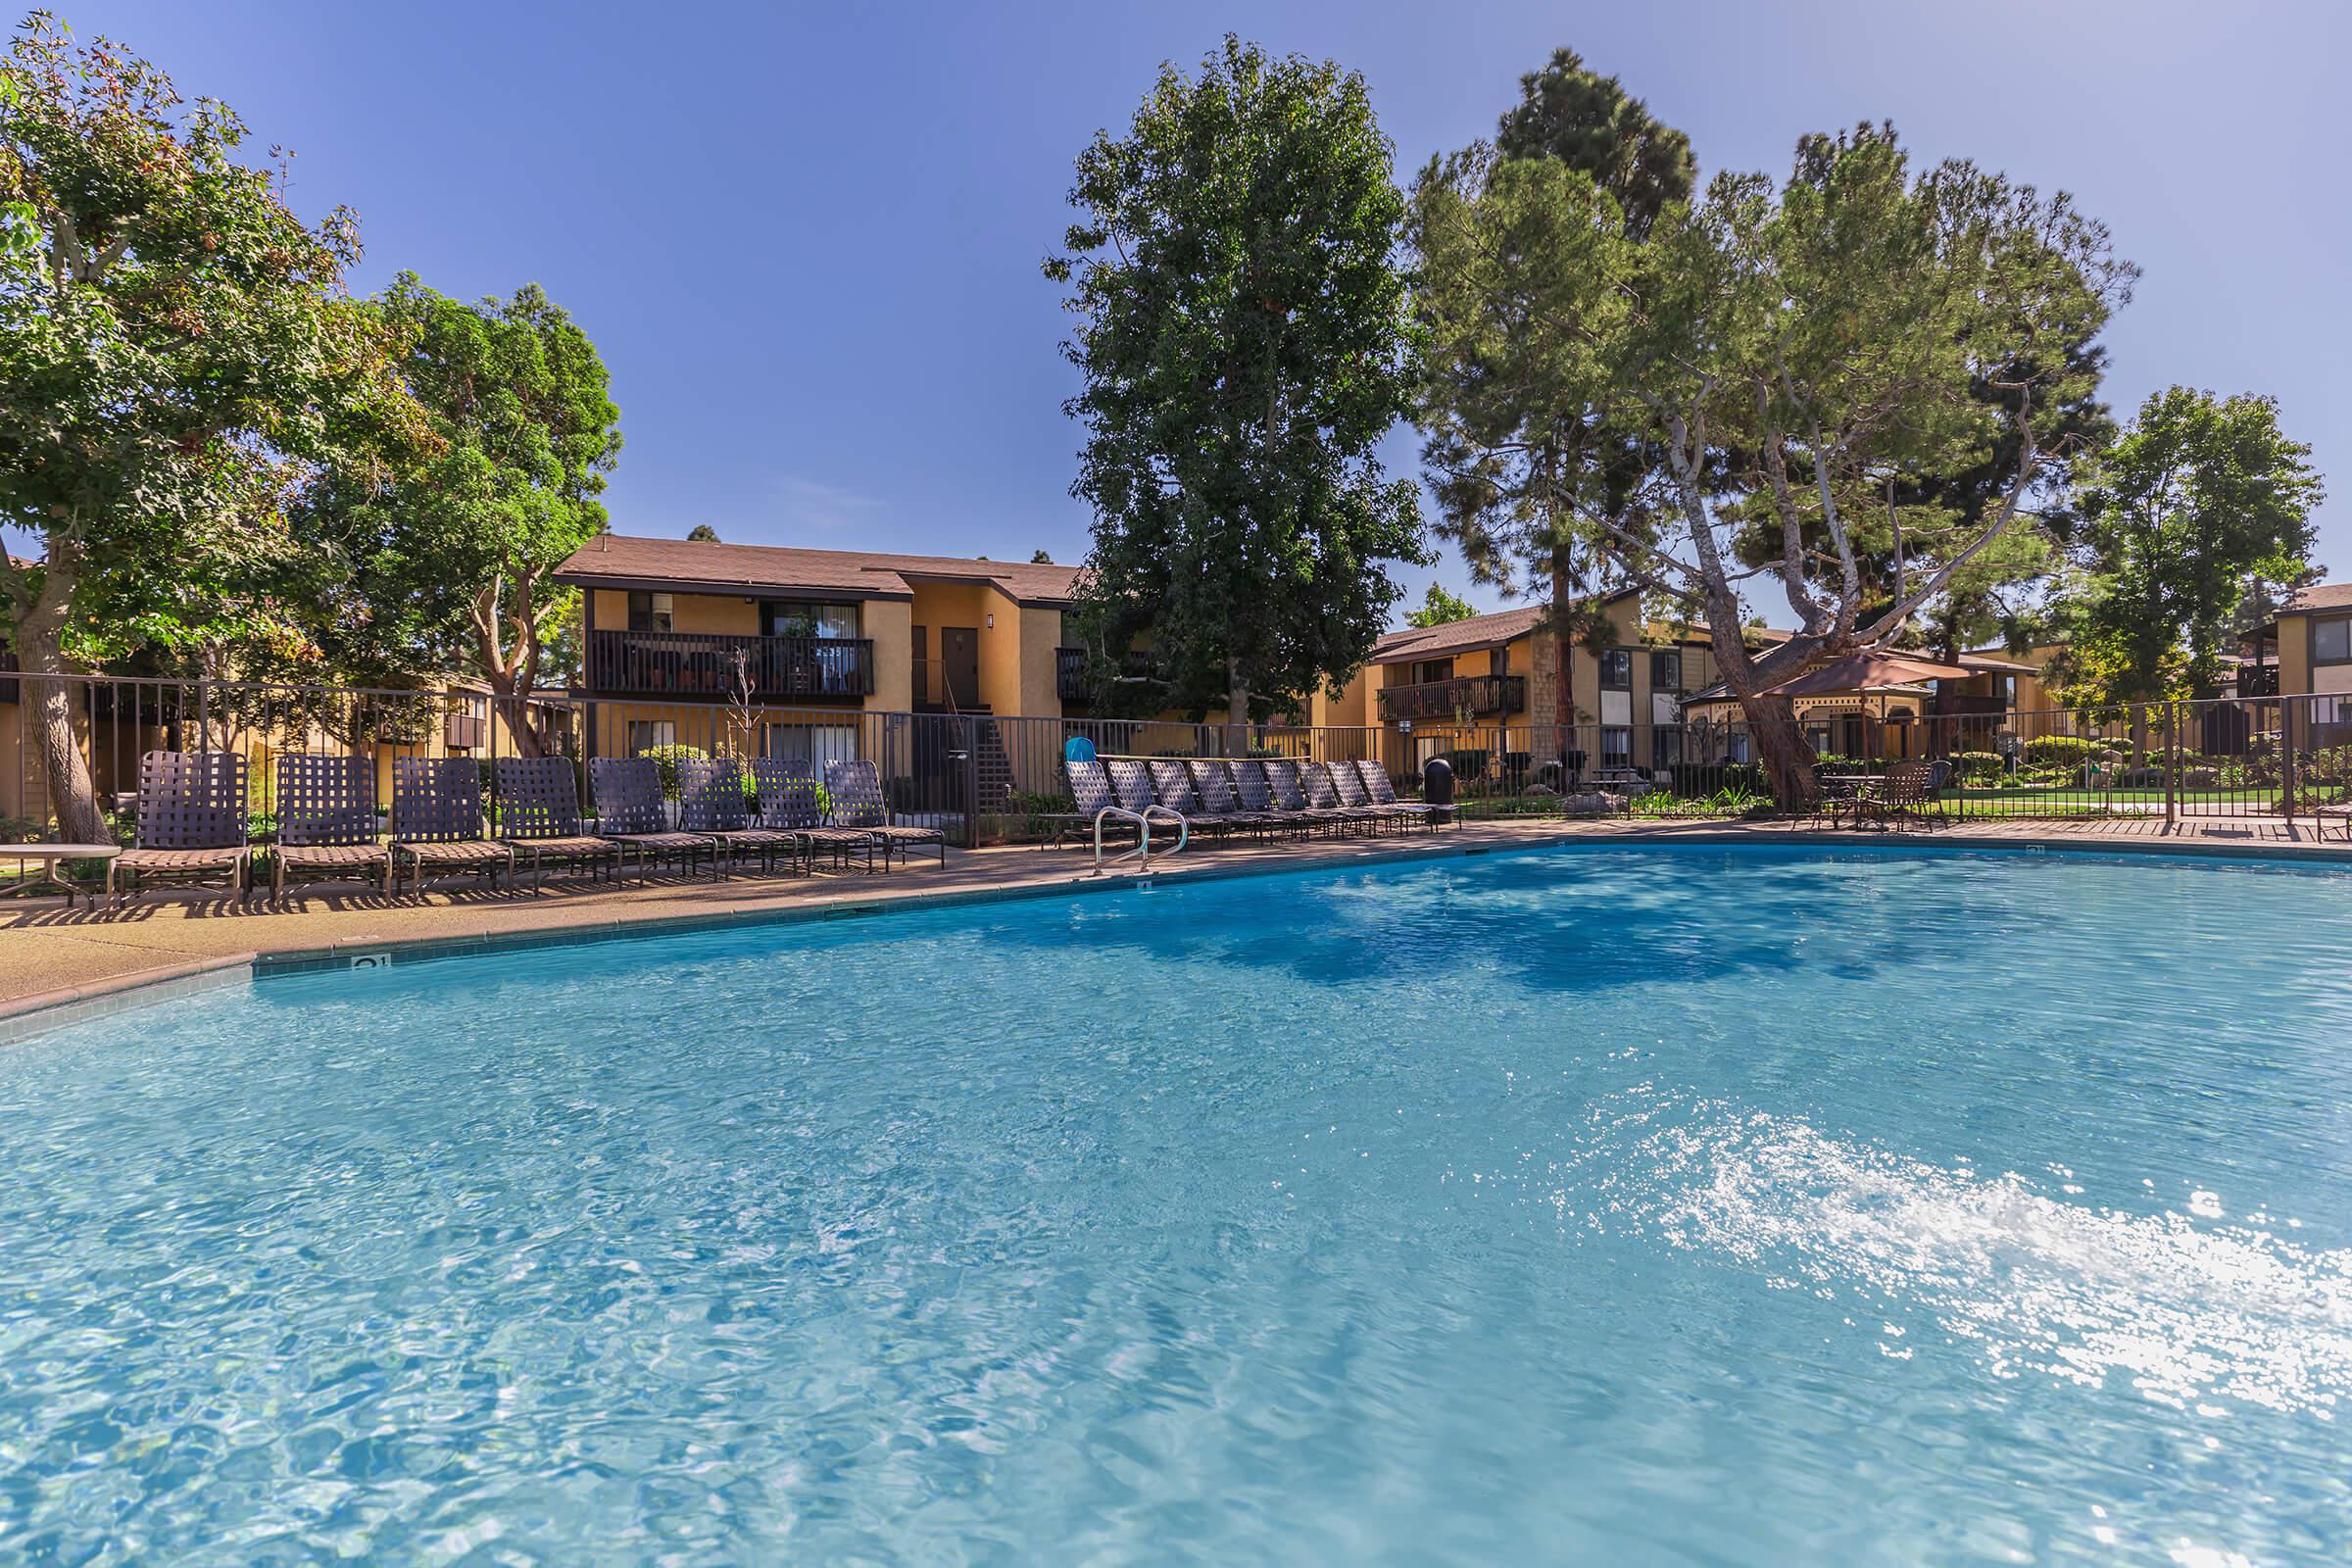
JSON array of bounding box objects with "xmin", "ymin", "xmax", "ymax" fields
[
  {"xmin": 389, "ymin": 757, "xmax": 515, "ymax": 896},
  {"xmin": 826, "ymin": 759, "xmax": 947, "ymax": 870},
  {"xmin": 677, "ymin": 757, "xmax": 801, "ymax": 877},
  {"xmin": 1146, "ymin": 759, "xmax": 1257, "ymax": 842},
  {"xmin": 1352, "ymin": 760, "xmax": 1445, "ymax": 831},
  {"xmin": 1187, "ymin": 759, "xmax": 1287, "ymax": 838},
  {"xmin": 1302, "ymin": 760, "xmax": 1401, "ymax": 833},
  {"xmin": 589, "ymin": 756, "xmax": 721, "ymax": 883},
  {"xmin": 107, "ymin": 751, "xmax": 252, "ymax": 907},
  {"xmin": 271, "ymin": 753, "xmax": 391, "ymax": 899},
  {"xmin": 746, "ymin": 757, "xmax": 876, "ymax": 873},
  {"xmin": 1258, "ymin": 759, "xmax": 1349, "ymax": 836},
  {"xmin": 494, "ymin": 756, "xmax": 621, "ymax": 888}
]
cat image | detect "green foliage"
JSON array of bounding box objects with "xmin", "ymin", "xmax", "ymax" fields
[
  {"xmin": 635, "ymin": 743, "xmax": 707, "ymax": 799},
  {"xmin": 685, "ymin": 523, "xmax": 720, "ymax": 542},
  {"xmin": 2050, "ymin": 387, "xmax": 2323, "ymax": 703},
  {"xmin": 1405, "ymin": 583, "xmax": 1477, "ymax": 627},
  {"xmin": 1950, "ymin": 751, "xmax": 2005, "ymax": 782},
  {"xmin": 1048, "ymin": 36, "xmax": 1427, "ymax": 723},
  {"xmin": 294, "ymin": 273, "xmax": 620, "ymax": 740},
  {"xmin": 2023, "ymin": 735, "xmax": 2106, "ymax": 766}
]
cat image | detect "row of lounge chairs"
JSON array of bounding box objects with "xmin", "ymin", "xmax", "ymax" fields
[
  {"xmin": 100, "ymin": 752, "xmax": 947, "ymax": 906},
  {"xmin": 1055, "ymin": 756, "xmax": 1447, "ymax": 849}
]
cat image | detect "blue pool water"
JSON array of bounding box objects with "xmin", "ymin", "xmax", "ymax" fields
[{"xmin": 2, "ymin": 844, "xmax": 2350, "ymax": 1563}]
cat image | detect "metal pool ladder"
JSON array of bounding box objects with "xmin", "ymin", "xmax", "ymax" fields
[{"xmin": 1091, "ymin": 802, "xmax": 1187, "ymax": 875}]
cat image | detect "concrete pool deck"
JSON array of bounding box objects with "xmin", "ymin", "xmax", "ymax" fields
[{"xmin": 4, "ymin": 812, "xmax": 2349, "ymax": 1039}]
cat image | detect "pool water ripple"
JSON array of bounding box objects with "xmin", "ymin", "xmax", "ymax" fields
[{"xmin": 0, "ymin": 844, "xmax": 2348, "ymax": 1562}]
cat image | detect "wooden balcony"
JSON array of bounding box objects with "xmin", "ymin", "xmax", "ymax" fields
[
  {"xmin": 443, "ymin": 711, "xmax": 487, "ymax": 750},
  {"xmin": 1378, "ymin": 674, "xmax": 1526, "ymax": 723},
  {"xmin": 587, "ymin": 629, "xmax": 874, "ymax": 701}
]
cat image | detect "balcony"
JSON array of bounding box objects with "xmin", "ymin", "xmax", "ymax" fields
[
  {"xmin": 443, "ymin": 711, "xmax": 487, "ymax": 750},
  {"xmin": 0, "ymin": 644, "xmax": 15, "ymax": 705},
  {"xmin": 1055, "ymin": 647, "xmax": 1087, "ymax": 703},
  {"xmin": 1378, "ymin": 674, "xmax": 1526, "ymax": 723},
  {"xmin": 588, "ymin": 629, "xmax": 874, "ymax": 701},
  {"xmin": 2237, "ymin": 663, "xmax": 2280, "ymax": 698}
]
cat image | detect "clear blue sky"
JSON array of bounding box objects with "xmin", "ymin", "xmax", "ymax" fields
[{"xmin": 41, "ymin": 0, "xmax": 2352, "ymax": 625}]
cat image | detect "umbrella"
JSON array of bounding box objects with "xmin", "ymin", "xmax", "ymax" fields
[{"xmin": 1761, "ymin": 651, "xmax": 1974, "ymax": 698}]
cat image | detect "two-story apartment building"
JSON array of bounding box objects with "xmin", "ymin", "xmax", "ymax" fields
[{"xmin": 1310, "ymin": 591, "xmax": 1742, "ymax": 778}]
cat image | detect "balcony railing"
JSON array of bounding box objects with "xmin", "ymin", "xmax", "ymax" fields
[
  {"xmin": 2237, "ymin": 663, "xmax": 2280, "ymax": 698},
  {"xmin": 1378, "ymin": 674, "xmax": 1526, "ymax": 722},
  {"xmin": 587, "ymin": 629, "xmax": 874, "ymax": 700},
  {"xmin": 443, "ymin": 711, "xmax": 487, "ymax": 750},
  {"xmin": 1055, "ymin": 647, "xmax": 1087, "ymax": 703}
]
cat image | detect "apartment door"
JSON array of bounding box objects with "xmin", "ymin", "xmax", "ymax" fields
[{"xmin": 942, "ymin": 627, "xmax": 980, "ymax": 710}]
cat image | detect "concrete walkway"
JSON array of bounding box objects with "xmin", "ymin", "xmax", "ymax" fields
[{"xmin": 4, "ymin": 813, "xmax": 2348, "ymax": 1032}]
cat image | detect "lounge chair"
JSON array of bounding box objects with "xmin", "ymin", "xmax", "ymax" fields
[
  {"xmin": 1067, "ymin": 755, "xmax": 1182, "ymax": 867},
  {"xmin": 1187, "ymin": 759, "xmax": 1286, "ymax": 838},
  {"xmin": 589, "ymin": 756, "xmax": 721, "ymax": 882},
  {"xmin": 1351, "ymin": 760, "xmax": 1445, "ymax": 831},
  {"xmin": 1325, "ymin": 759, "xmax": 1421, "ymax": 832},
  {"xmin": 1258, "ymin": 759, "xmax": 1349, "ymax": 835},
  {"xmin": 1303, "ymin": 760, "xmax": 1399, "ymax": 833},
  {"xmin": 389, "ymin": 757, "xmax": 514, "ymax": 895},
  {"xmin": 749, "ymin": 757, "xmax": 878, "ymax": 873},
  {"xmin": 1147, "ymin": 759, "xmax": 1258, "ymax": 841},
  {"xmin": 826, "ymin": 759, "xmax": 947, "ymax": 869},
  {"xmin": 494, "ymin": 756, "xmax": 621, "ymax": 888},
  {"xmin": 271, "ymin": 753, "xmax": 390, "ymax": 899},
  {"xmin": 107, "ymin": 751, "xmax": 252, "ymax": 906},
  {"xmin": 1227, "ymin": 758, "xmax": 1314, "ymax": 839},
  {"xmin": 676, "ymin": 757, "xmax": 801, "ymax": 877}
]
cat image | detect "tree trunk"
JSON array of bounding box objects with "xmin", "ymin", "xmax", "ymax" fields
[
  {"xmin": 1739, "ymin": 692, "xmax": 1817, "ymax": 810},
  {"xmin": 1551, "ymin": 550, "xmax": 1574, "ymax": 779},
  {"xmin": 14, "ymin": 549, "xmax": 108, "ymax": 843},
  {"xmin": 1224, "ymin": 658, "xmax": 1249, "ymax": 760}
]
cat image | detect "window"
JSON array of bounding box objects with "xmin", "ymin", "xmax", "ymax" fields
[
  {"xmin": 1651, "ymin": 728, "xmax": 1682, "ymax": 770},
  {"xmin": 1600, "ymin": 726, "xmax": 1632, "ymax": 767},
  {"xmin": 1807, "ymin": 727, "xmax": 1832, "ymax": 757},
  {"xmin": 1598, "ymin": 649, "xmax": 1633, "ymax": 690},
  {"xmin": 626, "ymin": 719, "xmax": 675, "ymax": 755},
  {"xmin": 2314, "ymin": 615, "xmax": 2352, "ymax": 664},
  {"xmin": 627, "ymin": 591, "xmax": 673, "ymax": 632},
  {"xmin": 766, "ymin": 602, "xmax": 861, "ymax": 640},
  {"xmin": 763, "ymin": 722, "xmax": 858, "ymax": 771},
  {"xmin": 1411, "ymin": 657, "xmax": 1455, "ymax": 686},
  {"xmin": 1650, "ymin": 651, "xmax": 1683, "ymax": 693}
]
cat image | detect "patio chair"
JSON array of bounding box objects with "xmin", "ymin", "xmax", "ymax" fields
[
  {"xmin": 1855, "ymin": 760, "xmax": 1946, "ymax": 833},
  {"xmin": 676, "ymin": 757, "xmax": 800, "ymax": 877},
  {"xmin": 1351, "ymin": 760, "xmax": 1445, "ymax": 832},
  {"xmin": 1147, "ymin": 759, "xmax": 1255, "ymax": 841},
  {"xmin": 1187, "ymin": 759, "xmax": 1286, "ymax": 838},
  {"xmin": 389, "ymin": 757, "xmax": 514, "ymax": 895},
  {"xmin": 826, "ymin": 759, "xmax": 947, "ymax": 870},
  {"xmin": 589, "ymin": 756, "xmax": 721, "ymax": 883},
  {"xmin": 271, "ymin": 753, "xmax": 390, "ymax": 899},
  {"xmin": 748, "ymin": 757, "xmax": 878, "ymax": 874},
  {"xmin": 107, "ymin": 751, "xmax": 252, "ymax": 906},
  {"xmin": 1303, "ymin": 760, "xmax": 1398, "ymax": 833},
  {"xmin": 1256, "ymin": 759, "xmax": 1347, "ymax": 836},
  {"xmin": 494, "ymin": 756, "xmax": 621, "ymax": 889}
]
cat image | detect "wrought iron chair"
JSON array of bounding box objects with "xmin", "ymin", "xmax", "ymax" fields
[
  {"xmin": 748, "ymin": 757, "xmax": 875, "ymax": 873},
  {"xmin": 825, "ymin": 759, "xmax": 947, "ymax": 870},
  {"xmin": 676, "ymin": 757, "xmax": 801, "ymax": 877},
  {"xmin": 107, "ymin": 751, "xmax": 252, "ymax": 906},
  {"xmin": 588, "ymin": 757, "xmax": 720, "ymax": 883},
  {"xmin": 494, "ymin": 757, "xmax": 621, "ymax": 888},
  {"xmin": 1856, "ymin": 760, "xmax": 1947, "ymax": 833},
  {"xmin": 389, "ymin": 758, "xmax": 514, "ymax": 895},
  {"xmin": 271, "ymin": 753, "xmax": 390, "ymax": 899}
]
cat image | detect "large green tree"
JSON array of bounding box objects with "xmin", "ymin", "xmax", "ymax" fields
[
  {"xmin": 1046, "ymin": 36, "xmax": 1426, "ymax": 729},
  {"xmin": 297, "ymin": 273, "xmax": 620, "ymax": 753},
  {"xmin": 1406, "ymin": 582, "xmax": 1476, "ymax": 627},
  {"xmin": 2050, "ymin": 386, "xmax": 2322, "ymax": 705},
  {"xmin": 1413, "ymin": 122, "xmax": 2132, "ymax": 802},
  {"xmin": 1414, "ymin": 47, "xmax": 1694, "ymax": 759},
  {"xmin": 0, "ymin": 13, "xmax": 414, "ymax": 838}
]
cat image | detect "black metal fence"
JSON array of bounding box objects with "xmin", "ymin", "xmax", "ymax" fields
[{"xmin": 4, "ymin": 675, "xmax": 2345, "ymax": 847}]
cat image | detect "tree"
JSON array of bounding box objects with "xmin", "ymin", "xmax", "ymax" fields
[
  {"xmin": 0, "ymin": 13, "xmax": 416, "ymax": 839},
  {"xmin": 1029, "ymin": 548, "xmax": 1053, "ymax": 564},
  {"xmin": 2051, "ymin": 387, "xmax": 2322, "ymax": 705},
  {"xmin": 298, "ymin": 273, "xmax": 620, "ymax": 754},
  {"xmin": 1413, "ymin": 122, "xmax": 2132, "ymax": 803},
  {"xmin": 1046, "ymin": 36, "xmax": 1426, "ymax": 731},
  {"xmin": 1414, "ymin": 47, "xmax": 1694, "ymax": 767},
  {"xmin": 1406, "ymin": 583, "xmax": 1477, "ymax": 627},
  {"xmin": 686, "ymin": 523, "xmax": 719, "ymax": 542}
]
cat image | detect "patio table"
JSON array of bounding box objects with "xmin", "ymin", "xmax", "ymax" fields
[{"xmin": 0, "ymin": 843, "xmax": 121, "ymax": 907}]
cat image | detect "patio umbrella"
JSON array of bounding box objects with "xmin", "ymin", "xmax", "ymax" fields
[{"xmin": 1761, "ymin": 650, "xmax": 1974, "ymax": 697}]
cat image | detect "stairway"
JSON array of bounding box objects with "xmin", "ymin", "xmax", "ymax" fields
[{"xmin": 970, "ymin": 716, "xmax": 1014, "ymax": 814}]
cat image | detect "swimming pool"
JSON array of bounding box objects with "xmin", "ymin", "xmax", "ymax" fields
[{"xmin": 1, "ymin": 844, "xmax": 2348, "ymax": 1561}]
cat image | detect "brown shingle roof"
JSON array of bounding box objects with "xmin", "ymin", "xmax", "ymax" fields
[
  {"xmin": 555, "ymin": 533, "xmax": 1085, "ymax": 606},
  {"xmin": 1371, "ymin": 590, "xmax": 1739, "ymax": 662},
  {"xmin": 2276, "ymin": 581, "xmax": 2352, "ymax": 615}
]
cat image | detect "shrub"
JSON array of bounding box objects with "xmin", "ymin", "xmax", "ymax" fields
[
  {"xmin": 2023, "ymin": 736, "xmax": 2105, "ymax": 767},
  {"xmin": 1671, "ymin": 760, "xmax": 1766, "ymax": 798},
  {"xmin": 635, "ymin": 743, "xmax": 709, "ymax": 799},
  {"xmin": 1949, "ymin": 751, "xmax": 2004, "ymax": 783}
]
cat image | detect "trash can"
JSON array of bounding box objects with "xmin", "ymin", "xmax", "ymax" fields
[{"xmin": 1422, "ymin": 756, "xmax": 1454, "ymax": 808}]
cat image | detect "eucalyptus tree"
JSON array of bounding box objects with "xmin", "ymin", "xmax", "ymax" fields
[
  {"xmin": 1413, "ymin": 121, "xmax": 2132, "ymax": 801},
  {"xmin": 1046, "ymin": 36, "xmax": 1425, "ymax": 730},
  {"xmin": 0, "ymin": 14, "xmax": 416, "ymax": 838}
]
